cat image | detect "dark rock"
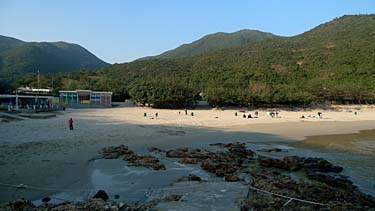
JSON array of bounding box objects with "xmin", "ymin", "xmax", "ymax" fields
[
  {"xmin": 6, "ymin": 198, "xmax": 35, "ymax": 210},
  {"xmin": 243, "ymin": 168, "xmax": 375, "ymax": 211},
  {"xmin": 147, "ymin": 147, "xmax": 166, "ymax": 153},
  {"xmin": 101, "ymin": 145, "xmax": 130, "ymax": 159},
  {"xmin": 307, "ymin": 171, "xmax": 356, "ymax": 189},
  {"xmin": 93, "ymin": 190, "xmax": 109, "ymax": 201},
  {"xmin": 101, "ymin": 145, "xmax": 166, "ymax": 170},
  {"xmin": 257, "ymin": 148, "xmax": 285, "ymax": 153},
  {"xmin": 177, "ymin": 174, "xmax": 202, "ymax": 182},
  {"xmin": 179, "ymin": 157, "xmax": 198, "ymax": 164},
  {"xmin": 127, "ymin": 155, "xmax": 166, "ymax": 170},
  {"xmin": 41, "ymin": 197, "xmax": 51, "ymax": 203},
  {"xmin": 303, "ymin": 157, "xmax": 343, "ymax": 173},
  {"xmin": 225, "ymin": 174, "xmax": 240, "ymax": 182},
  {"xmin": 257, "ymin": 156, "xmax": 343, "ymax": 173},
  {"xmin": 209, "ymin": 143, "xmax": 229, "ymax": 147}
]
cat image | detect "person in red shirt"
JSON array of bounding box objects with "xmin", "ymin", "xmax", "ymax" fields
[{"xmin": 69, "ymin": 118, "xmax": 74, "ymax": 130}]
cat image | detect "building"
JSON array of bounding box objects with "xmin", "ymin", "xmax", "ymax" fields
[
  {"xmin": 0, "ymin": 94, "xmax": 58, "ymax": 111},
  {"xmin": 59, "ymin": 90, "xmax": 112, "ymax": 108}
]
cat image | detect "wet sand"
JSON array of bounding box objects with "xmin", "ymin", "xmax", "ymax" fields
[{"xmin": 0, "ymin": 106, "xmax": 375, "ymax": 204}]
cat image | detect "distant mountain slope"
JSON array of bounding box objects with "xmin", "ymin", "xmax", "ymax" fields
[
  {"xmin": 141, "ymin": 29, "xmax": 277, "ymax": 59},
  {"xmin": 17, "ymin": 15, "xmax": 375, "ymax": 106},
  {"xmin": 0, "ymin": 35, "xmax": 108, "ymax": 83}
]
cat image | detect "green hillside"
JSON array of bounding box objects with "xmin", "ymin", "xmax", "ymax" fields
[
  {"xmin": 0, "ymin": 35, "xmax": 108, "ymax": 87},
  {"xmin": 141, "ymin": 29, "xmax": 277, "ymax": 59},
  {"xmin": 17, "ymin": 15, "xmax": 375, "ymax": 106}
]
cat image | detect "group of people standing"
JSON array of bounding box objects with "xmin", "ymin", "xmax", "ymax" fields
[{"xmin": 236, "ymin": 111, "xmax": 259, "ymax": 119}]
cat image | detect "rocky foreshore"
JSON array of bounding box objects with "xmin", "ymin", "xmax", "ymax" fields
[
  {"xmin": 98, "ymin": 142, "xmax": 375, "ymax": 210},
  {"xmin": 101, "ymin": 145, "xmax": 166, "ymax": 170},
  {"xmin": 3, "ymin": 142, "xmax": 375, "ymax": 211},
  {"xmin": 0, "ymin": 193, "xmax": 182, "ymax": 211}
]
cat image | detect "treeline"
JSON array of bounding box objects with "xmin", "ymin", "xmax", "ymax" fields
[{"xmin": 12, "ymin": 15, "xmax": 375, "ymax": 107}]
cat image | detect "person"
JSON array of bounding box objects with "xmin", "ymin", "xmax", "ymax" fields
[
  {"xmin": 191, "ymin": 112, "xmax": 194, "ymax": 116},
  {"xmin": 243, "ymin": 114, "xmax": 246, "ymax": 118},
  {"xmin": 255, "ymin": 111, "xmax": 259, "ymax": 117},
  {"xmin": 144, "ymin": 112, "xmax": 147, "ymax": 117},
  {"xmin": 185, "ymin": 109, "xmax": 188, "ymax": 115},
  {"xmin": 155, "ymin": 113, "xmax": 158, "ymax": 118},
  {"xmin": 247, "ymin": 114, "xmax": 252, "ymax": 119},
  {"xmin": 178, "ymin": 111, "xmax": 181, "ymax": 115},
  {"xmin": 317, "ymin": 112, "xmax": 322, "ymax": 119},
  {"xmin": 235, "ymin": 112, "xmax": 238, "ymax": 116},
  {"xmin": 275, "ymin": 112, "xmax": 279, "ymax": 118},
  {"xmin": 68, "ymin": 118, "xmax": 74, "ymax": 130}
]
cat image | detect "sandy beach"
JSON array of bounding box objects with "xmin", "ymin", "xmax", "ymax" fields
[{"xmin": 1, "ymin": 105, "xmax": 375, "ymax": 204}]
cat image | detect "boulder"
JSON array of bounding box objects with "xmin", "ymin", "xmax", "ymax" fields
[
  {"xmin": 225, "ymin": 174, "xmax": 240, "ymax": 182},
  {"xmin": 93, "ymin": 190, "xmax": 109, "ymax": 201},
  {"xmin": 180, "ymin": 158, "xmax": 198, "ymax": 164}
]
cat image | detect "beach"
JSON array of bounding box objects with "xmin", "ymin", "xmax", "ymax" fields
[{"xmin": 1, "ymin": 105, "xmax": 375, "ymax": 205}]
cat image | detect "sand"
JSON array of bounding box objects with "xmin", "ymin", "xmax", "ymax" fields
[{"xmin": 1, "ymin": 105, "xmax": 375, "ymax": 202}]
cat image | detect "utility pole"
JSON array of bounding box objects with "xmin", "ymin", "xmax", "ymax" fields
[
  {"xmin": 36, "ymin": 70, "xmax": 40, "ymax": 105},
  {"xmin": 37, "ymin": 70, "xmax": 40, "ymax": 90}
]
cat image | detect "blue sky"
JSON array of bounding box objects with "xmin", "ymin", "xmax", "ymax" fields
[{"xmin": 0, "ymin": 0, "xmax": 374, "ymax": 63}]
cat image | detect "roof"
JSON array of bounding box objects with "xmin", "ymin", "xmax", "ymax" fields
[
  {"xmin": 0, "ymin": 94, "xmax": 54, "ymax": 99},
  {"xmin": 59, "ymin": 90, "xmax": 112, "ymax": 95}
]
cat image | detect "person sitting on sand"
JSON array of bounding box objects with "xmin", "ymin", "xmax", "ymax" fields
[
  {"xmin": 243, "ymin": 114, "xmax": 246, "ymax": 118},
  {"xmin": 155, "ymin": 113, "xmax": 158, "ymax": 118},
  {"xmin": 247, "ymin": 114, "xmax": 252, "ymax": 119},
  {"xmin": 255, "ymin": 111, "xmax": 259, "ymax": 117},
  {"xmin": 69, "ymin": 118, "xmax": 74, "ymax": 130},
  {"xmin": 300, "ymin": 115, "xmax": 305, "ymax": 119}
]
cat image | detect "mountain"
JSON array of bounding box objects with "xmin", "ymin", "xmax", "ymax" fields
[
  {"xmin": 0, "ymin": 35, "xmax": 108, "ymax": 84},
  {"xmin": 141, "ymin": 29, "xmax": 277, "ymax": 60},
  {"xmin": 18, "ymin": 15, "xmax": 375, "ymax": 106}
]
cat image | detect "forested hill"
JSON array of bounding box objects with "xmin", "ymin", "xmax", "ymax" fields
[
  {"xmin": 140, "ymin": 29, "xmax": 277, "ymax": 60},
  {"xmin": 17, "ymin": 15, "xmax": 375, "ymax": 107},
  {"xmin": 0, "ymin": 35, "xmax": 108, "ymax": 84}
]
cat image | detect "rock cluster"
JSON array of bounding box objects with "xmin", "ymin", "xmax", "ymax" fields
[
  {"xmin": 163, "ymin": 143, "xmax": 375, "ymax": 210},
  {"xmin": 257, "ymin": 156, "xmax": 343, "ymax": 172},
  {"xmin": 166, "ymin": 147, "xmax": 212, "ymax": 159},
  {"xmin": 165, "ymin": 142, "xmax": 256, "ymax": 182},
  {"xmin": 1, "ymin": 193, "xmax": 182, "ymax": 211},
  {"xmin": 243, "ymin": 169, "xmax": 375, "ymax": 211},
  {"xmin": 100, "ymin": 145, "xmax": 166, "ymax": 170}
]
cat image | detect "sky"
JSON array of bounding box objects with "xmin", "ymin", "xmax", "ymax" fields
[{"xmin": 0, "ymin": 0, "xmax": 374, "ymax": 63}]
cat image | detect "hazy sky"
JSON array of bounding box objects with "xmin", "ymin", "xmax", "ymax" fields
[{"xmin": 1, "ymin": 0, "xmax": 374, "ymax": 63}]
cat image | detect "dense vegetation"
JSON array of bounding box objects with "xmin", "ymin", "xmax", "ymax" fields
[
  {"xmin": 14, "ymin": 15, "xmax": 375, "ymax": 107},
  {"xmin": 140, "ymin": 29, "xmax": 277, "ymax": 60},
  {"xmin": 0, "ymin": 35, "xmax": 108, "ymax": 88}
]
